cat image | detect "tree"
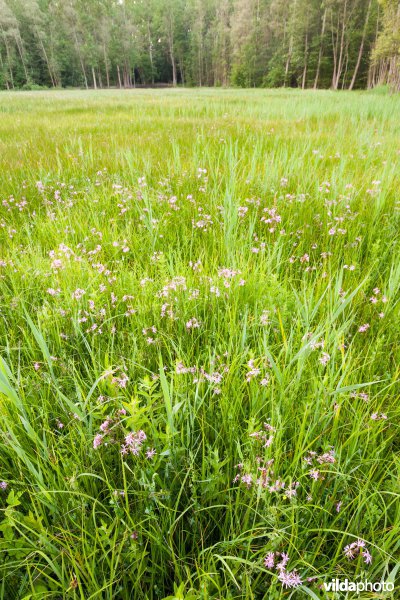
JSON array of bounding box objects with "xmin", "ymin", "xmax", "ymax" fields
[
  {"xmin": 212, "ymin": 0, "xmax": 231, "ymax": 86},
  {"xmin": 0, "ymin": 0, "xmax": 394, "ymax": 91},
  {"xmin": 371, "ymin": 0, "xmax": 400, "ymax": 90}
]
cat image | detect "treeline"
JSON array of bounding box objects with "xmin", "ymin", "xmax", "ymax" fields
[{"xmin": 0, "ymin": 0, "xmax": 399, "ymax": 91}]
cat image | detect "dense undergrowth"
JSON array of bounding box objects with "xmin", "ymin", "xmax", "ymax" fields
[{"xmin": 0, "ymin": 89, "xmax": 399, "ymax": 599}]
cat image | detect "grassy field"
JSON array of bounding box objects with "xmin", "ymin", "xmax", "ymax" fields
[{"xmin": 0, "ymin": 88, "xmax": 399, "ymax": 599}]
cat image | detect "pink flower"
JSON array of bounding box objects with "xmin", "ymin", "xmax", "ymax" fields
[
  {"xmin": 263, "ymin": 423, "xmax": 276, "ymax": 432},
  {"xmin": 47, "ymin": 287, "xmax": 61, "ymax": 296},
  {"xmin": 344, "ymin": 544, "xmax": 356, "ymax": 559},
  {"xmin": 93, "ymin": 434, "xmax": 103, "ymax": 449},
  {"xmin": 72, "ymin": 288, "xmax": 85, "ymax": 300},
  {"xmin": 241, "ymin": 474, "xmax": 252, "ymax": 488},
  {"xmin": 278, "ymin": 569, "xmax": 302, "ymax": 588},
  {"xmin": 264, "ymin": 435, "xmax": 274, "ymax": 448},
  {"xmin": 186, "ymin": 317, "xmax": 200, "ymax": 330},
  {"xmin": 363, "ymin": 549, "xmax": 372, "ymax": 564},
  {"xmin": 146, "ymin": 448, "xmax": 156, "ymax": 460},
  {"xmin": 122, "ymin": 430, "xmax": 147, "ymax": 456},
  {"xmin": 0, "ymin": 481, "xmax": 7, "ymax": 490},
  {"xmin": 51, "ymin": 258, "xmax": 63, "ymax": 270},
  {"xmin": 319, "ymin": 352, "xmax": 330, "ymax": 366},
  {"xmin": 112, "ymin": 372, "xmax": 129, "ymax": 388},
  {"xmin": 264, "ymin": 552, "xmax": 275, "ymax": 569},
  {"xmin": 276, "ymin": 553, "xmax": 289, "ymax": 571},
  {"xmin": 371, "ymin": 413, "xmax": 387, "ymax": 421},
  {"xmin": 344, "ymin": 539, "xmax": 371, "ymax": 564}
]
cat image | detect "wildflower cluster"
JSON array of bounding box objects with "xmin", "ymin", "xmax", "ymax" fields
[
  {"xmin": 92, "ymin": 409, "xmax": 155, "ymax": 461},
  {"xmin": 304, "ymin": 447, "xmax": 336, "ymax": 481},
  {"xmin": 264, "ymin": 552, "xmax": 302, "ymax": 589},
  {"xmin": 343, "ymin": 539, "xmax": 372, "ymax": 565},
  {"xmin": 233, "ymin": 426, "xmax": 300, "ymax": 499}
]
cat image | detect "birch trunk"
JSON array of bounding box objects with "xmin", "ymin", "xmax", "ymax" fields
[
  {"xmin": 314, "ymin": 8, "xmax": 327, "ymax": 89},
  {"xmin": 349, "ymin": 0, "xmax": 372, "ymax": 90}
]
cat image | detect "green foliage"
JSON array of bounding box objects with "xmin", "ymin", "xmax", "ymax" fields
[
  {"xmin": 371, "ymin": 0, "xmax": 400, "ymax": 91},
  {"xmin": 0, "ymin": 0, "xmax": 395, "ymax": 90}
]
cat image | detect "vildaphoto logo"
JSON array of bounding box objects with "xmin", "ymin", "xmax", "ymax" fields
[{"xmin": 323, "ymin": 579, "xmax": 394, "ymax": 593}]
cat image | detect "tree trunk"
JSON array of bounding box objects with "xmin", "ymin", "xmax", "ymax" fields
[
  {"xmin": 284, "ymin": 37, "xmax": 293, "ymax": 87},
  {"xmin": 123, "ymin": 60, "xmax": 132, "ymax": 87},
  {"xmin": 178, "ymin": 55, "xmax": 185, "ymax": 86},
  {"xmin": 341, "ymin": 46, "xmax": 349, "ymax": 88},
  {"xmin": 147, "ymin": 21, "xmax": 154, "ymax": 85},
  {"xmin": 103, "ymin": 44, "xmax": 110, "ymax": 88},
  {"xmin": 167, "ymin": 15, "xmax": 177, "ymax": 86},
  {"xmin": 1, "ymin": 27, "xmax": 14, "ymax": 88},
  {"xmin": 314, "ymin": 8, "xmax": 327, "ymax": 89},
  {"xmin": 302, "ymin": 30, "xmax": 308, "ymax": 89},
  {"xmin": 171, "ymin": 54, "xmax": 177, "ymax": 85},
  {"xmin": 92, "ymin": 66, "xmax": 97, "ymax": 89},
  {"xmin": 368, "ymin": 3, "xmax": 380, "ymax": 88},
  {"xmin": 332, "ymin": 0, "xmax": 348, "ymax": 89},
  {"xmin": 41, "ymin": 39, "xmax": 56, "ymax": 87},
  {"xmin": 389, "ymin": 56, "xmax": 400, "ymax": 91},
  {"xmin": 73, "ymin": 29, "xmax": 88, "ymax": 89},
  {"xmin": 15, "ymin": 32, "xmax": 29, "ymax": 83},
  {"xmin": 331, "ymin": 11, "xmax": 339, "ymax": 88},
  {"xmin": 284, "ymin": 0, "xmax": 295, "ymax": 87},
  {"xmin": 349, "ymin": 0, "xmax": 372, "ymax": 90},
  {"xmin": 0, "ymin": 46, "xmax": 9, "ymax": 89},
  {"xmin": 117, "ymin": 65, "xmax": 122, "ymax": 88},
  {"xmin": 170, "ymin": 45, "xmax": 177, "ymax": 86}
]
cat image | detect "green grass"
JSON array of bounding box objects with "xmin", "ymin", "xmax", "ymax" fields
[{"xmin": 0, "ymin": 88, "xmax": 399, "ymax": 599}]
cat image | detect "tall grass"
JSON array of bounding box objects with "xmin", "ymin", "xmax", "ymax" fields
[{"xmin": 0, "ymin": 89, "xmax": 399, "ymax": 599}]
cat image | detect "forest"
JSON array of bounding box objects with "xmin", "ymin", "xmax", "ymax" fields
[{"xmin": 0, "ymin": 0, "xmax": 399, "ymax": 91}]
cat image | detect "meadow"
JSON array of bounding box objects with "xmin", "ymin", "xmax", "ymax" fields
[{"xmin": 0, "ymin": 88, "xmax": 399, "ymax": 599}]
